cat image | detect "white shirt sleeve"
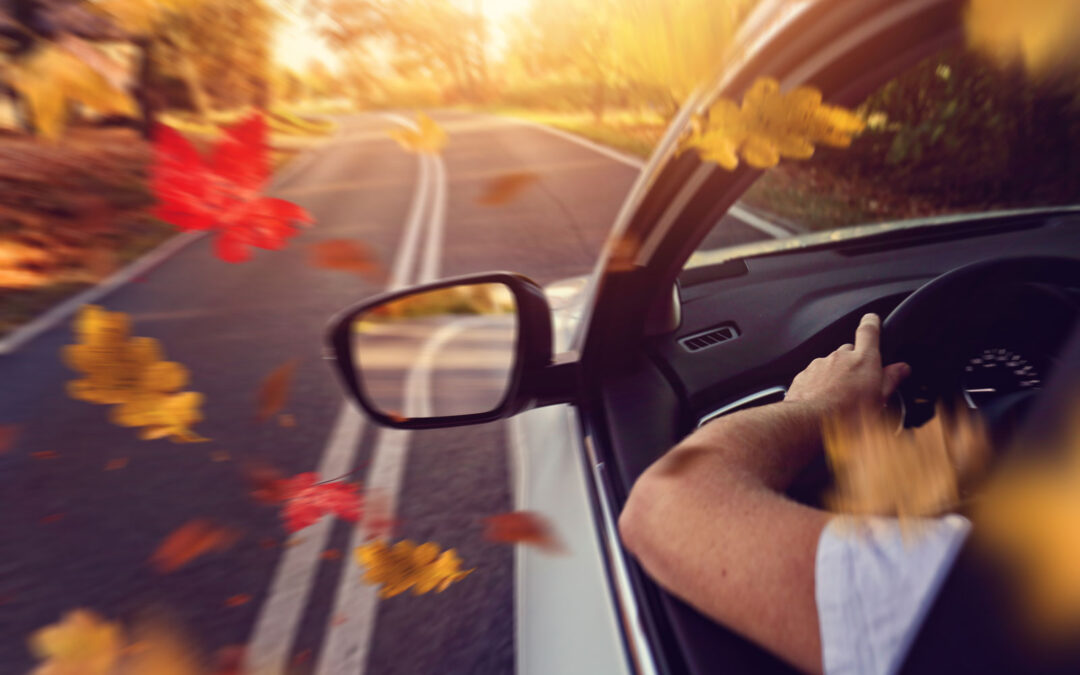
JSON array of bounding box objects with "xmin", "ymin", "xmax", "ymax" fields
[{"xmin": 815, "ymin": 514, "xmax": 971, "ymax": 675}]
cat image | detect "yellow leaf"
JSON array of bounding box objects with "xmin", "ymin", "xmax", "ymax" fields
[
  {"xmin": 8, "ymin": 43, "xmax": 137, "ymax": 142},
  {"xmin": 387, "ymin": 113, "xmax": 447, "ymax": 154},
  {"xmin": 684, "ymin": 76, "xmax": 866, "ymax": 171},
  {"xmin": 965, "ymin": 0, "xmax": 1080, "ymax": 74},
  {"xmin": 823, "ymin": 405, "xmax": 989, "ymax": 519},
  {"xmin": 29, "ymin": 609, "xmax": 123, "ymax": 675},
  {"xmin": 354, "ymin": 539, "xmax": 473, "ymax": 598},
  {"xmin": 973, "ymin": 407, "xmax": 1080, "ymax": 634},
  {"xmin": 66, "ymin": 305, "xmax": 207, "ymax": 442}
]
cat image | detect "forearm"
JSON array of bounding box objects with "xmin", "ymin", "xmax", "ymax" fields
[
  {"xmin": 659, "ymin": 400, "xmax": 825, "ymax": 491},
  {"xmin": 619, "ymin": 400, "xmax": 828, "ymax": 673}
]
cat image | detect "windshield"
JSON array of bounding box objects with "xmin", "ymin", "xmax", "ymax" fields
[{"xmin": 685, "ymin": 45, "xmax": 1080, "ymax": 269}]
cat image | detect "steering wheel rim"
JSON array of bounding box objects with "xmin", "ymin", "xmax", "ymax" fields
[{"xmin": 881, "ymin": 255, "xmax": 1080, "ymax": 429}]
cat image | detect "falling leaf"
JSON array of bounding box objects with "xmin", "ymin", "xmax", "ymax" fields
[
  {"xmin": 278, "ymin": 413, "xmax": 296, "ymax": 428},
  {"xmin": 483, "ymin": 511, "xmax": 564, "ymax": 553},
  {"xmin": 40, "ymin": 513, "xmax": 65, "ymax": 525},
  {"xmin": 823, "ymin": 405, "xmax": 989, "ymax": 519},
  {"xmin": 0, "ymin": 425, "xmax": 19, "ymax": 454},
  {"xmin": 224, "ymin": 594, "xmax": 251, "ymax": 608},
  {"xmin": 7, "ymin": 43, "xmax": 137, "ymax": 142},
  {"xmin": 149, "ymin": 520, "xmax": 236, "ymax": 574},
  {"xmin": 66, "ymin": 305, "xmax": 208, "ymax": 443},
  {"xmin": 387, "ymin": 113, "xmax": 447, "ymax": 154},
  {"xmin": 123, "ymin": 618, "xmax": 202, "ymax": 675},
  {"xmin": 331, "ymin": 614, "xmax": 347, "ymax": 627},
  {"xmin": 210, "ymin": 451, "xmax": 231, "ymax": 463},
  {"xmin": 245, "ymin": 464, "xmax": 289, "ymax": 505},
  {"xmin": 280, "ymin": 473, "xmax": 363, "ymax": 533},
  {"xmin": 684, "ymin": 77, "xmax": 866, "ymax": 170},
  {"xmin": 973, "ymin": 406, "xmax": 1080, "ymax": 634},
  {"xmin": 28, "ymin": 609, "xmax": 124, "ymax": 675},
  {"xmin": 364, "ymin": 490, "xmax": 400, "ymax": 540},
  {"xmin": 104, "ymin": 458, "xmax": 129, "ymax": 471},
  {"xmin": 32, "ymin": 451, "xmax": 59, "ymax": 460},
  {"xmin": 354, "ymin": 539, "xmax": 473, "ymax": 598},
  {"xmin": 320, "ymin": 549, "xmax": 341, "ymax": 561},
  {"xmin": 310, "ymin": 240, "xmax": 383, "ymax": 281},
  {"xmin": 212, "ymin": 645, "xmax": 247, "ymax": 675},
  {"xmin": 607, "ymin": 232, "xmax": 642, "ymax": 273},
  {"xmin": 476, "ymin": 172, "xmax": 539, "ymax": 206},
  {"xmin": 151, "ymin": 114, "xmax": 314, "ymax": 263},
  {"xmin": 965, "ymin": 0, "xmax": 1080, "ymax": 74},
  {"xmin": 257, "ymin": 360, "xmax": 298, "ymax": 422}
]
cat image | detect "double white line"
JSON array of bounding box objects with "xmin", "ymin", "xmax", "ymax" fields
[{"xmin": 244, "ymin": 113, "xmax": 448, "ymax": 675}]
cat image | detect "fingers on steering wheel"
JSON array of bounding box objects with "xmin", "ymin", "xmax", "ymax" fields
[
  {"xmin": 881, "ymin": 361, "xmax": 912, "ymax": 399},
  {"xmin": 855, "ymin": 313, "xmax": 881, "ymax": 357}
]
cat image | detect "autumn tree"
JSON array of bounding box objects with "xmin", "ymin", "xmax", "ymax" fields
[
  {"xmin": 94, "ymin": 0, "xmax": 276, "ymax": 133},
  {"xmin": 506, "ymin": 0, "xmax": 621, "ymax": 121}
]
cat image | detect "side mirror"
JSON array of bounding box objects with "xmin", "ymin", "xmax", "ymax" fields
[{"xmin": 325, "ymin": 272, "xmax": 573, "ymax": 429}]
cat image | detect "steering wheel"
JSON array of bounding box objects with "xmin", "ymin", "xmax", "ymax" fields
[{"xmin": 880, "ymin": 256, "xmax": 1080, "ymax": 441}]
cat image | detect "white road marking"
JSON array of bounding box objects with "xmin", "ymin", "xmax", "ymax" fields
[
  {"xmin": 243, "ymin": 402, "xmax": 365, "ymax": 674},
  {"xmin": 0, "ymin": 231, "xmax": 203, "ymax": 355},
  {"xmin": 314, "ymin": 320, "xmax": 477, "ymax": 675},
  {"xmin": 308, "ymin": 113, "xmax": 450, "ymax": 675},
  {"xmin": 503, "ymin": 113, "xmax": 789, "ymax": 241},
  {"xmin": 243, "ymin": 116, "xmax": 437, "ymax": 675},
  {"xmin": 419, "ymin": 154, "xmax": 447, "ymax": 284}
]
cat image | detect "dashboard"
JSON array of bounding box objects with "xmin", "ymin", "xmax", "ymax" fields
[{"xmin": 657, "ymin": 213, "xmax": 1080, "ymax": 447}]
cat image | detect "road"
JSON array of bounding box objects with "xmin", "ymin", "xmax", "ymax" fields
[{"xmin": 0, "ymin": 110, "xmax": 775, "ymax": 674}]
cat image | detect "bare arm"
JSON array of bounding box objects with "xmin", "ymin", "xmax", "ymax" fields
[{"xmin": 618, "ymin": 314, "xmax": 910, "ymax": 674}]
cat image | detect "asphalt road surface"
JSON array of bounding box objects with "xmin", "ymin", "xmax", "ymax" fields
[{"xmin": 0, "ymin": 110, "xmax": 776, "ymax": 674}]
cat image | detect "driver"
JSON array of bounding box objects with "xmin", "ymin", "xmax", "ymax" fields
[{"xmin": 619, "ymin": 313, "xmax": 969, "ymax": 675}]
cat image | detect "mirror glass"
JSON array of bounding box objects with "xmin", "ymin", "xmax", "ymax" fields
[{"xmin": 351, "ymin": 283, "xmax": 519, "ymax": 420}]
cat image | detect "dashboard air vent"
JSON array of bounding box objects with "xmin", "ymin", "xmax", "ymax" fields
[{"xmin": 679, "ymin": 323, "xmax": 739, "ymax": 352}]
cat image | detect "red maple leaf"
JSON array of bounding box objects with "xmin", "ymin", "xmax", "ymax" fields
[
  {"xmin": 280, "ymin": 473, "xmax": 363, "ymax": 533},
  {"xmin": 151, "ymin": 113, "xmax": 313, "ymax": 263}
]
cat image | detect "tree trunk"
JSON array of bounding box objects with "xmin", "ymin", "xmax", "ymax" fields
[
  {"xmin": 133, "ymin": 38, "xmax": 159, "ymax": 139},
  {"xmin": 175, "ymin": 50, "xmax": 210, "ymax": 119},
  {"xmin": 591, "ymin": 79, "xmax": 606, "ymax": 124}
]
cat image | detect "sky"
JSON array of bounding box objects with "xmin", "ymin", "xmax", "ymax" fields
[{"xmin": 271, "ymin": 0, "xmax": 534, "ymax": 72}]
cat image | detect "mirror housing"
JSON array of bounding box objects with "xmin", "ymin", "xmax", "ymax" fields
[{"xmin": 325, "ymin": 271, "xmax": 575, "ymax": 429}]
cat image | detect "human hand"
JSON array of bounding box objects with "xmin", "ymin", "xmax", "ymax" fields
[{"xmin": 785, "ymin": 313, "xmax": 911, "ymax": 419}]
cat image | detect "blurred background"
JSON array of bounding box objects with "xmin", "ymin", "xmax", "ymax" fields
[{"xmin": 1, "ymin": 0, "xmax": 1079, "ymax": 673}]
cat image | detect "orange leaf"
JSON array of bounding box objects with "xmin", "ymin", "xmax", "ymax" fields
[
  {"xmin": 476, "ymin": 171, "xmax": 539, "ymax": 206},
  {"xmin": 364, "ymin": 490, "xmax": 400, "ymax": 540},
  {"xmin": 245, "ymin": 464, "xmax": 288, "ymax": 504},
  {"xmin": 104, "ymin": 458, "xmax": 129, "ymax": 471},
  {"xmin": 210, "ymin": 451, "xmax": 231, "ymax": 463},
  {"xmin": 31, "ymin": 451, "xmax": 59, "ymax": 460},
  {"xmin": 483, "ymin": 511, "xmax": 564, "ymax": 553},
  {"xmin": 0, "ymin": 425, "xmax": 19, "ymax": 454},
  {"xmin": 320, "ymin": 549, "xmax": 341, "ymax": 560},
  {"xmin": 292, "ymin": 648, "xmax": 312, "ymax": 665},
  {"xmin": 256, "ymin": 360, "xmax": 298, "ymax": 422},
  {"xmin": 224, "ymin": 594, "xmax": 251, "ymax": 608},
  {"xmin": 310, "ymin": 240, "xmax": 383, "ymax": 281},
  {"xmin": 150, "ymin": 520, "xmax": 236, "ymax": 573}
]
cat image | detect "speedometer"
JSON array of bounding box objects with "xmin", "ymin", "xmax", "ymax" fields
[{"xmin": 962, "ymin": 348, "xmax": 1041, "ymax": 408}]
